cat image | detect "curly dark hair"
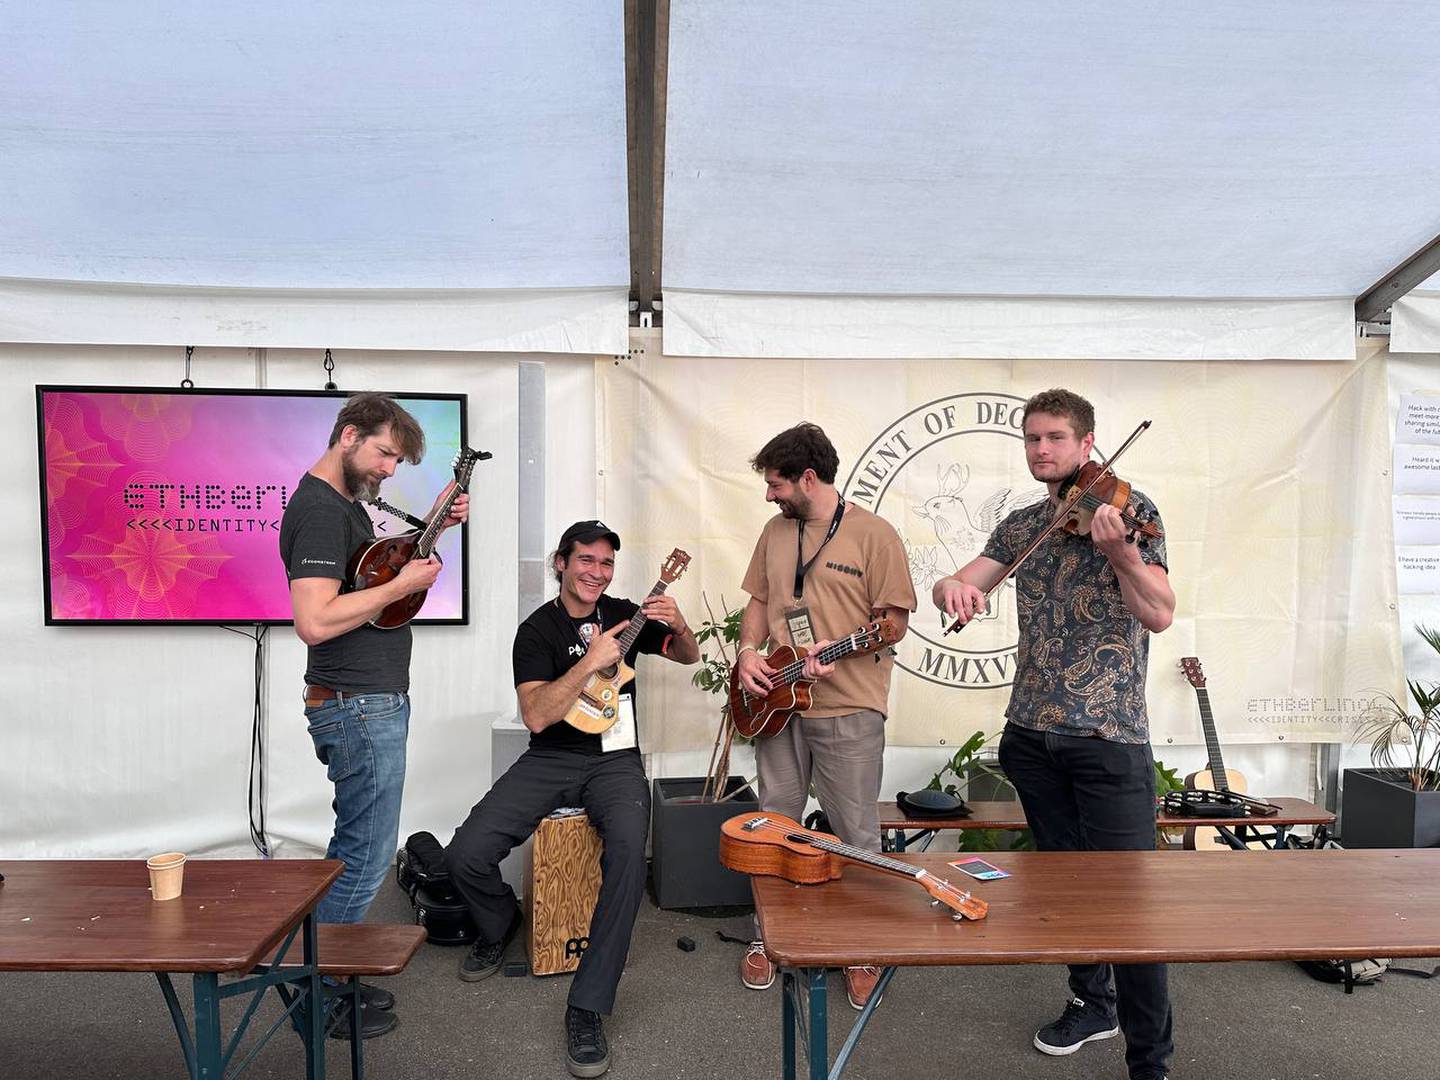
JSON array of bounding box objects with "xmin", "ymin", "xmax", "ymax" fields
[
  {"xmin": 1022, "ymin": 389, "xmax": 1095, "ymax": 439},
  {"xmin": 749, "ymin": 422, "xmax": 839, "ymax": 483},
  {"xmin": 327, "ymin": 392, "xmax": 425, "ymax": 464}
]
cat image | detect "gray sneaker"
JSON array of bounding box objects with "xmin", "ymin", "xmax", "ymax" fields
[{"xmin": 1033, "ymin": 997, "xmax": 1120, "ymax": 1055}]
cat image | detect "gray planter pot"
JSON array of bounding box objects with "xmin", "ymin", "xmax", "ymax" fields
[
  {"xmin": 965, "ymin": 761, "xmax": 1017, "ymax": 802},
  {"xmin": 1340, "ymin": 768, "xmax": 1440, "ymax": 848},
  {"xmin": 650, "ymin": 775, "xmax": 759, "ymax": 909}
]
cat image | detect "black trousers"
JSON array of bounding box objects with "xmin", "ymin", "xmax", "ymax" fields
[
  {"xmin": 998, "ymin": 723, "xmax": 1174, "ymax": 1080},
  {"xmin": 444, "ymin": 746, "xmax": 651, "ymax": 1015}
]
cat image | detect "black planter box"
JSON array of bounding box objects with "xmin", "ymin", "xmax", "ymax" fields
[
  {"xmin": 651, "ymin": 775, "xmax": 759, "ymax": 909},
  {"xmin": 965, "ymin": 761, "xmax": 1016, "ymax": 802},
  {"xmin": 1341, "ymin": 768, "xmax": 1440, "ymax": 848}
]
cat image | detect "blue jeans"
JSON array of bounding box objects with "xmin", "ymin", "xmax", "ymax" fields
[{"xmin": 305, "ymin": 691, "xmax": 410, "ymax": 925}]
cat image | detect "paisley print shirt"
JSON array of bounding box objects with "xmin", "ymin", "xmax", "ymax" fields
[{"xmin": 981, "ymin": 490, "xmax": 1167, "ymax": 744}]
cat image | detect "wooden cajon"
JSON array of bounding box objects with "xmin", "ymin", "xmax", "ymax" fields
[{"xmin": 525, "ymin": 810, "xmax": 603, "ymax": 975}]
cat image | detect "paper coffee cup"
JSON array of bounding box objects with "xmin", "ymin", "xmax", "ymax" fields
[{"xmin": 147, "ymin": 852, "xmax": 187, "ymax": 901}]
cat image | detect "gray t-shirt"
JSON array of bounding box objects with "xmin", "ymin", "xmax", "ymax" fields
[
  {"xmin": 982, "ymin": 490, "xmax": 1167, "ymax": 744},
  {"xmin": 279, "ymin": 472, "xmax": 412, "ymax": 693}
]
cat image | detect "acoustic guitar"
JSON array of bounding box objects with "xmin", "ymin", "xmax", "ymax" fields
[
  {"xmin": 564, "ymin": 548, "xmax": 691, "ymax": 734},
  {"xmin": 729, "ymin": 619, "xmax": 901, "ymax": 739},
  {"xmin": 348, "ymin": 447, "xmax": 487, "ymax": 629},
  {"xmin": 719, "ymin": 812, "xmax": 988, "ymax": 921},
  {"xmin": 1178, "ymin": 656, "xmax": 1249, "ymax": 850}
]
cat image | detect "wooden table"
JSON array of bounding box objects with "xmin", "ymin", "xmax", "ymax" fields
[
  {"xmin": 0, "ymin": 858, "xmax": 342, "ymax": 1079},
  {"xmin": 879, "ymin": 796, "xmax": 1335, "ymax": 851},
  {"xmin": 752, "ymin": 848, "xmax": 1440, "ymax": 1079}
]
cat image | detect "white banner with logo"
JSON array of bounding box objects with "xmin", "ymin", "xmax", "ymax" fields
[{"xmin": 599, "ymin": 332, "xmax": 1402, "ymax": 751}]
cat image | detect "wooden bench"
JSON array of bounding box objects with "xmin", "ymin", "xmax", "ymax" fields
[{"xmin": 264, "ymin": 923, "xmax": 425, "ymax": 1080}]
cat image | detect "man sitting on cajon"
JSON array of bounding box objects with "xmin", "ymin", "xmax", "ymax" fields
[{"xmin": 445, "ymin": 520, "xmax": 698, "ymax": 1078}]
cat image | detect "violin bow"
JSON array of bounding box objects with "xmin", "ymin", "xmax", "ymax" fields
[{"xmin": 943, "ymin": 419, "xmax": 1152, "ymax": 635}]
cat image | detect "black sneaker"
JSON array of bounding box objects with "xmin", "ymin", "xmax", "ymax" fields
[
  {"xmin": 1033, "ymin": 997, "xmax": 1120, "ymax": 1056},
  {"xmin": 358, "ymin": 982, "xmax": 394, "ymax": 1011},
  {"xmin": 564, "ymin": 1006, "xmax": 610, "ymax": 1078},
  {"xmin": 326, "ymin": 997, "xmax": 398, "ymax": 1041},
  {"xmin": 459, "ymin": 907, "xmax": 522, "ymax": 982}
]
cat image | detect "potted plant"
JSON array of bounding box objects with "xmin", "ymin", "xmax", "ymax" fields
[
  {"xmin": 1341, "ymin": 624, "xmax": 1440, "ymax": 848},
  {"xmin": 649, "ymin": 597, "xmax": 761, "ymax": 909}
]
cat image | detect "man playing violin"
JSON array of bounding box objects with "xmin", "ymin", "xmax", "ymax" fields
[
  {"xmin": 933, "ymin": 389, "xmax": 1175, "ymax": 1080},
  {"xmin": 735, "ymin": 422, "xmax": 916, "ymax": 1010}
]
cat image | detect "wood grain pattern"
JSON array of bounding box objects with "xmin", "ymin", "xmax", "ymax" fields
[
  {"xmin": 753, "ymin": 848, "xmax": 1440, "ymax": 969},
  {"xmin": 878, "ymin": 796, "xmax": 1334, "ymax": 833},
  {"xmin": 264, "ymin": 923, "xmax": 425, "ymax": 976},
  {"xmin": 0, "ymin": 859, "xmax": 341, "ymax": 973},
  {"xmin": 525, "ymin": 814, "xmax": 603, "ymax": 976}
]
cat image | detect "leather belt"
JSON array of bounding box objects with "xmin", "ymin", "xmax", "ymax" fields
[{"xmin": 304, "ymin": 684, "xmax": 340, "ymax": 708}]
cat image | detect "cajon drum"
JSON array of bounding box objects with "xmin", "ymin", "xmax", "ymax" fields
[{"xmin": 525, "ymin": 810, "xmax": 603, "ymax": 976}]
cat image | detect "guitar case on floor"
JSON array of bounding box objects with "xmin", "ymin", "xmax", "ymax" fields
[{"xmin": 395, "ymin": 830, "xmax": 478, "ymax": 946}]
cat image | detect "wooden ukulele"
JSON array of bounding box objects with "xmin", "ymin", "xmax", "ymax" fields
[
  {"xmin": 564, "ymin": 548, "xmax": 690, "ymax": 734},
  {"xmin": 1179, "ymin": 656, "xmax": 1250, "ymax": 850},
  {"xmin": 719, "ymin": 812, "xmax": 989, "ymax": 921},
  {"xmin": 348, "ymin": 447, "xmax": 486, "ymax": 629},
  {"xmin": 729, "ymin": 619, "xmax": 901, "ymax": 739}
]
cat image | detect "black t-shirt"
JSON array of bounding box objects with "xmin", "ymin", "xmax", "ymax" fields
[
  {"xmin": 514, "ymin": 594, "xmax": 671, "ymax": 753},
  {"xmin": 279, "ymin": 472, "xmax": 412, "ymax": 693}
]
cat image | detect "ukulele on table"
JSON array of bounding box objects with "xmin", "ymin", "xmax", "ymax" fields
[
  {"xmin": 719, "ymin": 812, "xmax": 988, "ymax": 921},
  {"xmin": 564, "ymin": 548, "xmax": 691, "ymax": 734},
  {"xmin": 1178, "ymin": 657, "xmax": 1250, "ymax": 850}
]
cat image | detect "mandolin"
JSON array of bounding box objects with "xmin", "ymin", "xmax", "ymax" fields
[
  {"xmin": 347, "ymin": 447, "xmax": 486, "ymax": 629},
  {"xmin": 729, "ymin": 619, "xmax": 901, "ymax": 739},
  {"xmin": 564, "ymin": 548, "xmax": 690, "ymax": 734},
  {"xmin": 719, "ymin": 812, "xmax": 988, "ymax": 921},
  {"xmin": 1178, "ymin": 656, "xmax": 1250, "ymax": 850}
]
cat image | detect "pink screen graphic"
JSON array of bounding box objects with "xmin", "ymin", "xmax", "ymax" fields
[{"xmin": 39, "ymin": 388, "xmax": 468, "ymax": 623}]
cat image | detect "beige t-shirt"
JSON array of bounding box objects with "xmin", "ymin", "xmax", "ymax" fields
[{"xmin": 742, "ymin": 503, "xmax": 916, "ymax": 717}]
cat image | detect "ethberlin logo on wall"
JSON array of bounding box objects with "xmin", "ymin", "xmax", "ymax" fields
[{"xmin": 844, "ymin": 393, "xmax": 1047, "ymax": 691}]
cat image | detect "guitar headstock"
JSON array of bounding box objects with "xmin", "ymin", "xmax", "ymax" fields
[
  {"xmin": 919, "ymin": 872, "xmax": 989, "ymax": 921},
  {"xmin": 660, "ymin": 548, "xmax": 691, "ymax": 584},
  {"xmin": 451, "ymin": 446, "xmax": 492, "ymax": 491},
  {"xmin": 852, "ymin": 618, "xmax": 901, "ymax": 656},
  {"xmin": 1179, "ymin": 656, "xmax": 1206, "ymax": 689}
]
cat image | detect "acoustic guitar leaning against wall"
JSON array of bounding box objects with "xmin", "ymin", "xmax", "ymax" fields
[{"xmin": 1179, "ymin": 656, "xmax": 1249, "ymax": 850}]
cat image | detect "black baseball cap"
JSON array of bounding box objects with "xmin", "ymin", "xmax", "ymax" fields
[{"xmin": 559, "ymin": 519, "xmax": 621, "ymax": 551}]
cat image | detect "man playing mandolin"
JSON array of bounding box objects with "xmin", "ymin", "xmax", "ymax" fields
[
  {"xmin": 444, "ymin": 520, "xmax": 697, "ymax": 1078},
  {"xmin": 734, "ymin": 422, "xmax": 916, "ymax": 1009},
  {"xmin": 932, "ymin": 388, "xmax": 1175, "ymax": 1080},
  {"xmin": 279, "ymin": 392, "xmax": 469, "ymax": 1040}
]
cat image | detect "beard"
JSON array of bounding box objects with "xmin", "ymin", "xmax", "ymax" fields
[
  {"xmin": 777, "ymin": 493, "xmax": 812, "ymax": 520},
  {"xmin": 341, "ymin": 448, "xmax": 381, "ymax": 500}
]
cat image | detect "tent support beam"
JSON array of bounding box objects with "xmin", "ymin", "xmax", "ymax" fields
[
  {"xmin": 1356, "ymin": 232, "xmax": 1440, "ymax": 323},
  {"xmin": 625, "ymin": 0, "xmax": 669, "ymax": 326}
]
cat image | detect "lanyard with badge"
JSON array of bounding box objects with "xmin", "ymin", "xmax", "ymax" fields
[
  {"xmin": 784, "ymin": 496, "xmax": 844, "ymax": 648},
  {"xmin": 563, "ymin": 600, "xmax": 638, "ymax": 752}
]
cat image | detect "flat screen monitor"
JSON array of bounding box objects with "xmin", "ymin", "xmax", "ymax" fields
[{"xmin": 36, "ymin": 385, "xmax": 470, "ymax": 625}]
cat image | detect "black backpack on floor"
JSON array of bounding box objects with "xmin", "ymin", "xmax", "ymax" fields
[{"xmin": 395, "ymin": 831, "xmax": 478, "ymax": 946}]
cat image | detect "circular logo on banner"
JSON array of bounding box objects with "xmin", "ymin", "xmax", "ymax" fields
[{"xmin": 843, "ymin": 393, "xmax": 1046, "ymax": 691}]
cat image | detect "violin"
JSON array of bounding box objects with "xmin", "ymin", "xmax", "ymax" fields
[{"xmin": 1055, "ymin": 461, "xmax": 1163, "ymax": 546}]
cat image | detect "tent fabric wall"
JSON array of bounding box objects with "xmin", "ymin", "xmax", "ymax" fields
[
  {"xmin": 1, "ymin": 344, "xmax": 519, "ymax": 858},
  {"xmin": 599, "ymin": 331, "xmax": 1402, "ymax": 753},
  {"xmin": 663, "ymin": 291, "xmax": 1356, "ymax": 361},
  {"xmin": 1393, "ymin": 294, "xmax": 1440, "ymax": 355}
]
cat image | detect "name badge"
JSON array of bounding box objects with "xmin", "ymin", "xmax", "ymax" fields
[
  {"xmin": 784, "ymin": 605, "xmax": 816, "ymax": 648},
  {"xmin": 601, "ymin": 693, "xmax": 638, "ymax": 753}
]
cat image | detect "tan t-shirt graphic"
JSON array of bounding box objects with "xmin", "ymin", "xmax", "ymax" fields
[{"xmin": 742, "ymin": 504, "xmax": 916, "ymax": 718}]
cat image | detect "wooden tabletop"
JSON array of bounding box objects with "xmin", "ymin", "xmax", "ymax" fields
[
  {"xmin": 0, "ymin": 859, "xmax": 342, "ymax": 973},
  {"xmin": 753, "ymin": 848, "xmax": 1440, "ymax": 969},
  {"xmin": 878, "ymin": 796, "xmax": 1334, "ymax": 831}
]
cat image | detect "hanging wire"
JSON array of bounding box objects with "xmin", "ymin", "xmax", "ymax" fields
[
  {"xmin": 323, "ymin": 348, "xmax": 337, "ymax": 391},
  {"xmin": 181, "ymin": 345, "xmax": 195, "ymax": 389}
]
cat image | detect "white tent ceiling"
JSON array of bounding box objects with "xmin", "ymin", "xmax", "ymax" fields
[{"xmin": 0, "ymin": 2, "xmax": 630, "ymax": 350}]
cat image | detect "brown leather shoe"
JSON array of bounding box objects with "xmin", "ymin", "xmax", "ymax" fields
[
  {"xmin": 844, "ymin": 966, "xmax": 882, "ymax": 1011},
  {"xmin": 740, "ymin": 941, "xmax": 776, "ymax": 990}
]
